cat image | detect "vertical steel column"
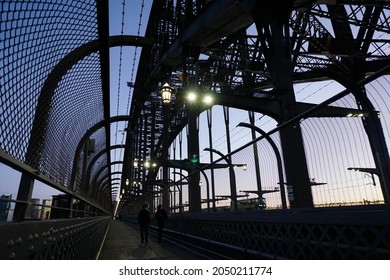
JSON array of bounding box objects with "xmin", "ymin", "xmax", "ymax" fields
[
  {"xmin": 206, "ymin": 108, "xmax": 217, "ymax": 211},
  {"xmin": 13, "ymin": 173, "xmax": 35, "ymax": 221},
  {"xmin": 223, "ymin": 106, "xmax": 238, "ymax": 212},
  {"xmin": 142, "ymin": 112, "xmax": 148, "ymax": 183},
  {"xmin": 354, "ymin": 85, "xmax": 390, "ymax": 203},
  {"xmin": 172, "ymin": 139, "xmax": 177, "ymax": 211},
  {"xmin": 132, "ymin": 124, "xmax": 139, "ymax": 182},
  {"xmin": 187, "ymin": 107, "xmax": 201, "ymax": 212},
  {"xmin": 182, "ymin": 48, "xmax": 202, "ymax": 212},
  {"xmin": 162, "ymin": 104, "xmax": 170, "ymax": 211},
  {"xmin": 179, "ymin": 132, "xmax": 184, "ymax": 213},
  {"xmin": 252, "ymin": 1, "xmax": 313, "ymax": 208}
]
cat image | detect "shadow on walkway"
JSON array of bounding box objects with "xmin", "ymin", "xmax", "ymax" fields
[{"xmin": 97, "ymin": 220, "xmax": 205, "ymax": 260}]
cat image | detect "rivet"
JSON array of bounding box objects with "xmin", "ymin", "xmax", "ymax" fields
[
  {"xmin": 16, "ymin": 237, "xmax": 23, "ymax": 244},
  {"xmin": 7, "ymin": 239, "xmax": 14, "ymax": 247}
]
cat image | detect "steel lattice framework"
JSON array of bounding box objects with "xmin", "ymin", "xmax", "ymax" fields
[
  {"xmin": 120, "ymin": 0, "xmax": 390, "ymax": 210},
  {"xmin": 1, "ymin": 0, "xmax": 390, "ymax": 260},
  {"xmin": 1, "ymin": 0, "xmax": 112, "ymax": 214},
  {"xmin": 1, "ymin": 0, "xmax": 390, "ymax": 217}
]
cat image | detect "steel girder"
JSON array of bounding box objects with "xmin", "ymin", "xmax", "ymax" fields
[{"xmin": 122, "ymin": 0, "xmax": 390, "ymax": 209}]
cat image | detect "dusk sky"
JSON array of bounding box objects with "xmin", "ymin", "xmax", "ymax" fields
[{"xmin": 1, "ymin": 1, "xmax": 389, "ymax": 211}]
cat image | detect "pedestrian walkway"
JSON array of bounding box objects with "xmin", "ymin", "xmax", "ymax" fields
[{"xmin": 97, "ymin": 220, "xmax": 205, "ymax": 260}]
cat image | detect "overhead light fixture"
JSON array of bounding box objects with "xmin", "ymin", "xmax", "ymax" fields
[
  {"xmin": 160, "ymin": 82, "xmax": 173, "ymax": 104},
  {"xmin": 133, "ymin": 158, "xmax": 139, "ymax": 168},
  {"xmin": 187, "ymin": 92, "xmax": 197, "ymax": 102},
  {"xmin": 203, "ymin": 95, "xmax": 213, "ymax": 104}
]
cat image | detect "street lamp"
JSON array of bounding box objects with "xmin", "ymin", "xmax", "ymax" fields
[
  {"xmin": 204, "ymin": 147, "xmax": 238, "ymax": 212},
  {"xmin": 199, "ymin": 168, "xmax": 211, "ymax": 212},
  {"xmin": 172, "ymin": 171, "xmax": 189, "ymax": 214},
  {"xmin": 237, "ymin": 122, "xmax": 287, "ymax": 210},
  {"xmin": 160, "ymin": 82, "xmax": 173, "ymax": 104}
]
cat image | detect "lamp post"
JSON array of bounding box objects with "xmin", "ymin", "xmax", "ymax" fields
[
  {"xmin": 184, "ymin": 89, "xmax": 214, "ymax": 212},
  {"xmin": 237, "ymin": 122, "xmax": 287, "ymax": 210},
  {"xmin": 204, "ymin": 147, "xmax": 238, "ymax": 212},
  {"xmin": 160, "ymin": 82, "xmax": 173, "ymax": 212},
  {"xmin": 199, "ymin": 168, "xmax": 211, "ymax": 212},
  {"xmin": 172, "ymin": 171, "xmax": 189, "ymax": 214}
]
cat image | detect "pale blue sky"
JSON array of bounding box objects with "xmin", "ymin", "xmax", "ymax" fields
[{"xmin": 0, "ymin": 0, "xmax": 153, "ymax": 202}]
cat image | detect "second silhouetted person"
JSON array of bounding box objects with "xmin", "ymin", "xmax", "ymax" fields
[
  {"xmin": 155, "ymin": 204, "xmax": 168, "ymax": 242},
  {"xmin": 138, "ymin": 204, "xmax": 150, "ymax": 244}
]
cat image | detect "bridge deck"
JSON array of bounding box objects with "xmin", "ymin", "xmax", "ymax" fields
[{"xmin": 97, "ymin": 220, "xmax": 205, "ymax": 260}]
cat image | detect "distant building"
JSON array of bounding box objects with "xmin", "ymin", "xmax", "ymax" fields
[
  {"xmin": 7, "ymin": 209, "xmax": 14, "ymax": 221},
  {"xmin": 28, "ymin": 198, "xmax": 41, "ymax": 220},
  {"xmin": 41, "ymin": 199, "xmax": 52, "ymax": 219},
  {"xmin": 50, "ymin": 194, "xmax": 72, "ymax": 219},
  {"xmin": 0, "ymin": 194, "xmax": 12, "ymax": 222}
]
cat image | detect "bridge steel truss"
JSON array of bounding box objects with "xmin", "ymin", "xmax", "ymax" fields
[
  {"xmin": 1, "ymin": 0, "xmax": 390, "ymax": 259},
  {"xmin": 121, "ymin": 0, "xmax": 390, "ymax": 210},
  {"xmin": 119, "ymin": 0, "xmax": 390, "ymax": 259}
]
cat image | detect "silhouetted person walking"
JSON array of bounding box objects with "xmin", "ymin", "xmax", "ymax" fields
[
  {"xmin": 155, "ymin": 204, "xmax": 168, "ymax": 242},
  {"xmin": 138, "ymin": 204, "xmax": 150, "ymax": 244}
]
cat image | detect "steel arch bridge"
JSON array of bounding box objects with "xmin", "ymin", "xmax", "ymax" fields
[{"xmin": 1, "ymin": 0, "xmax": 390, "ymax": 259}]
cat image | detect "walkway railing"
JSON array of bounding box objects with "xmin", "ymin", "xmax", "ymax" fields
[
  {"xmin": 153, "ymin": 205, "xmax": 390, "ymax": 259},
  {"xmin": 0, "ymin": 217, "xmax": 110, "ymax": 260}
]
